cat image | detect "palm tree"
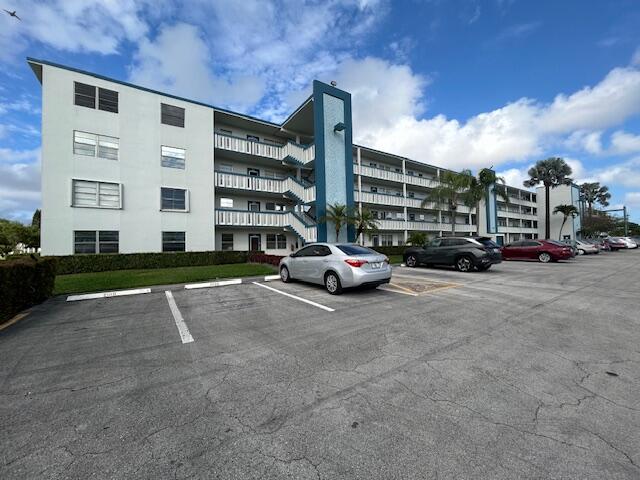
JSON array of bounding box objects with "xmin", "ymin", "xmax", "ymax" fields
[
  {"xmin": 406, "ymin": 231, "xmax": 427, "ymax": 246},
  {"xmin": 523, "ymin": 157, "xmax": 573, "ymax": 239},
  {"xmin": 423, "ymin": 170, "xmax": 473, "ymax": 235},
  {"xmin": 553, "ymin": 204, "xmax": 579, "ymax": 240},
  {"xmin": 320, "ymin": 203, "xmax": 350, "ymax": 242},
  {"xmin": 463, "ymin": 168, "xmax": 509, "ymax": 233},
  {"xmin": 579, "ymin": 182, "xmax": 611, "ymax": 216},
  {"xmin": 353, "ymin": 208, "xmax": 379, "ymax": 243}
]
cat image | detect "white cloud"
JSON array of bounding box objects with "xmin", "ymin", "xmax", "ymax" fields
[
  {"xmin": 497, "ymin": 166, "xmax": 534, "ymax": 191},
  {"xmin": 0, "ymin": 149, "xmax": 41, "ymax": 222},
  {"xmin": 610, "ymin": 130, "xmax": 640, "ymax": 154},
  {"xmin": 0, "ymin": 0, "xmax": 152, "ymax": 61},
  {"xmin": 589, "ymin": 157, "xmax": 640, "ymax": 188},
  {"xmin": 129, "ymin": 23, "xmax": 265, "ymax": 111},
  {"xmin": 625, "ymin": 192, "xmax": 640, "ymax": 208}
]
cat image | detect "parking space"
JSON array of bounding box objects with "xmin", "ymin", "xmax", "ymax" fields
[{"xmin": 1, "ymin": 250, "xmax": 640, "ymax": 478}]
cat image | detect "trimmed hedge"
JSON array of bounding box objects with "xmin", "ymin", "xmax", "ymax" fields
[
  {"xmin": 0, "ymin": 257, "xmax": 57, "ymax": 323},
  {"xmin": 53, "ymin": 251, "xmax": 249, "ymax": 275},
  {"xmin": 248, "ymin": 253, "xmax": 284, "ymax": 266},
  {"xmin": 368, "ymin": 246, "xmax": 407, "ymax": 256}
]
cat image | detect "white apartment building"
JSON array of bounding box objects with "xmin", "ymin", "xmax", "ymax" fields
[{"xmin": 29, "ymin": 58, "xmax": 554, "ymax": 255}]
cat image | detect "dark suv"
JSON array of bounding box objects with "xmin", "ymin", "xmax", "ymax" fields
[{"xmin": 403, "ymin": 236, "xmax": 502, "ymax": 272}]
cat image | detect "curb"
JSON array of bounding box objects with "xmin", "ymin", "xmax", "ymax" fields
[
  {"xmin": 0, "ymin": 310, "xmax": 31, "ymax": 332},
  {"xmin": 64, "ymin": 273, "xmax": 282, "ymax": 302}
]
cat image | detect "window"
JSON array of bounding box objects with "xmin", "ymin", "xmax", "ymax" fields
[
  {"xmin": 72, "ymin": 180, "xmax": 121, "ymax": 208},
  {"xmin": 336, "ymin": 244, "xmax": 376, "ymax": 255},
  {"xmin": 395, "ymin": 168, "xmax": 402, "ymax": 173},
  {"xmin": 161, "ymin": 188, "xmax": 188, "ymax": 211},
  {"xmin": 98, "ymin": 88, "xmax": 118, "ymax": 113},
  {"xmin": 370, "ymin": 186, "xmax": 378, "ymax": 193},
  {"xmin": 217, "ymin": 164, "xmax": 233, "ymax": 173},
  {"xmin": 369, "ymin": 162, "xmax": 377, "ymax": 168},
  {"xmin": 162, "ymin": 231, "xmax": 185, "ymax": 252},
  {"xmin": 161, "ymin": 103, "xmax": 185, "ymax": 127},
  {"xmin": 161, "ymin": 146, "xmax": 186, "ymax": 169},
  {"xmin": 312, "ymin": 245, "xmax": 332, "ymax": 256},
  {"xmin": 409, "ymin": 213, "xmax": 416, "ymax": 221},
  {"xmin": 267, "ymin": 234, "xmax": 287, "ymax": 249},
  {"xmin": 221, "ymin": 233, "xmax": 234, "ymax": 251},
  {"xmin": 407, "ymin": 170, "xmax": 415, "ymax": 176},
  {"xmin": 218, "ymin": 128, "xmax": 232, "ymax": 135},
  {"xmin": 74, "ymin": 230, "xmax": 119, "ymax": 254},
  {"xmin": 73, "ymin": 131, "xmax": 119, "ymax": 160},
  {"xmin": 381, "ymin": 234, "xmax": 393, "ymax": 246},
  {"xmin": 74, "ymin": 82, "xmax": 96, "ymax": 108},
  {"xmin": 220, "ymin": 198, "xmax": 233, "ymax": 208},
  {"xmin": 266, "ymin": 202, "xmax": 285, "ymax": 211},
  {"xmin": 408, "ymin": 192, "xmax": 415, "ymax": 198},
  {"xmin": 294, "ymin": 245, "xmax": 316, "ymax": 257},
  {"xmin": 74, "ymin": 231, "xmax": 96, "ymax": 253},
  {"xmin": 247, "ymin": 135, "xmax": 260, "ymax": 142},
  {"xmin": 248, "ymin": 201, "xmax": 260, "ymax": 212}
]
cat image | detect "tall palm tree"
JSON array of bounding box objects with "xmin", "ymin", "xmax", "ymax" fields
[
  {"xmin": 553, "ymin": 204, "xmax": 579, "ymax": 240},
  {"xmin": 423, "ymin": 170, "xmax": 473, "ymax": 235},
  {"xmin": 523, "ymin": 157, "xmax": 573, "ymax": 239},
  {"xmin": 579, "ymin": 182, "xmax": 611, "ymax": 216},
  {"xmin": 320, "ymin": 203, "xmax": 350, "ymax": 242},
  {"xmin": 463, "ymin": 168, "xmax": 509, "ymax": 233},
  {"xmin": 406, "ymin": 231, "xmax": 427, "ymax": 246},
  {"xmin": 353, "ymin": 208, "xmax": 379, "ymax": 243}
]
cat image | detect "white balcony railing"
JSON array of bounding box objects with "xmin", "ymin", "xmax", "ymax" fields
[
  {"xmin": 215, "ymin": 209, "xmax": 316, "ymax": 242},
  {"xmin": 355, "ymin": 191, "xmax": 406, "ymax": 207},
  {"xmin": 404, "ymin": 175, "xmax": 439, "ymax": 189},
  {"xmin": 215, "ymin": 133, "xmax": 314, "ymax": 165},
  {"xmin": 356, "ymin": 165, "xmax": 405, "ymax": 183},
  {"xmin": 214, "ymin": 172, "xmax": 315, "ymax": 203}
]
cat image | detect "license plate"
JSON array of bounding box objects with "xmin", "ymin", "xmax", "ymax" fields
[{"xmin": 370, "ymin": 262, "xmax": 382, "ymax": 269}]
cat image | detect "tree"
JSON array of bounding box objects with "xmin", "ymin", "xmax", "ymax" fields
[
  {"xmin": 353, "ymin": 208, "xmax": 379, "ymax": 243},
  {"xmin": 31, "ymin": 209, "xmax": 41, "ymax": 229},
  {"xmin": 579, "ymin": 182, "xmax": 611, "ymax": 216},
  {"xmin": 579, "ymin": 212, "xmax": 617, "ymax": 238},
  {"xmin": 463, "ymin": 168, "xmax": 509, "ymax": 232},
  {"xmin": 320, "ymin": 203, "xmax": 350, "ymax": 242},
  {"xmin": 553, "ymin": 204, "xmax": 579, "ymax": 240},
  {"xmin": 423, "ymin": 170, "xmax": 473, "ymax": 235},
  {"xmin": 0, "ymin": 219, "xmax": 26, "ymax": 255},
  {"xmin": 406, "ymin": 231, "xmax": 427, "ymax": 246},
  {"xmin": 523, "ymin": 157, "xmax": 573, "ymax": 239}
]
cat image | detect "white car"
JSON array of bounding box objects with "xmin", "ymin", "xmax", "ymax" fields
[
  {"xmin": 575, "ymin": 240, "xmax": 599, "ymax": 255},
  {"xmin": 617, "ymin": 237, "xmax": 638, "ymax": 249}
]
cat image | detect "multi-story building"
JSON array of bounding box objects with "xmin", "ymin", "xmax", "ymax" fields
[{"xmin": 28, "ymin": 57, "xmax": 554, "ymax": 256}]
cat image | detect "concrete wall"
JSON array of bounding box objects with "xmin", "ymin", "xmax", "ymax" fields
[
  {"xmin": 536, "ymin": 185, "xmax": 581, "ymax": 240},
  {"xmin": 40, "ymin": 64, "xmax": 215, "ymax": 255}
]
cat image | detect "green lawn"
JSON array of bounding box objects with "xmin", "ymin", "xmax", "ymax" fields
[
  {"xmin": 54, "ymin": 263, "xmax": 277, "ymax": 295},
  {"xmin": 388, "ymin": 254, "xmax": 403, "ymax": 265}
]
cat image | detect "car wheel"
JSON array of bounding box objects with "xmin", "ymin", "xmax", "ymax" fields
[
  {"xmin": 405, "ymin": 255, "xmax": 418, "ymax": 268},
  {"xmin": 280, "ymin": 265, "xmax": 292, "ymax": 283},
  {"xmin": 325, "ymin": 271, "xmax": 343, "ymax": 295},
  {"xmin": 577, "ymin": 249, "xmax": 585, "ymax": 255},
  {"xmin": 455, "ymin": 256, "xmax": 473, "ymax": 272},
  {"xmin": 538, "ymin": 252, "xmax": 552, "ymax": 263}
]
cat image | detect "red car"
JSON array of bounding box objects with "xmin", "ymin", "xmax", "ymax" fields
[
  {"xmin": 501, "ymin": 239, "xmax": 574, "ymax": 263},
  {"xmin": 603, "ymin": 237, "xmax": 626, "ymax": 251}
]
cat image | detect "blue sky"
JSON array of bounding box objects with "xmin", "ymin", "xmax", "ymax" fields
[{"xmin": 2, "ymin": 0, "xmax": 640, "ymax": 223}]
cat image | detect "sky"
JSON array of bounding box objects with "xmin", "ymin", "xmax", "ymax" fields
[{"xmin": 1, "ymin": 0, "xmax": 640, "ymax": 223}]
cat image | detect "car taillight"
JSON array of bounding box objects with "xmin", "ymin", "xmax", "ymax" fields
[{"xmin": 344, "ymin": 259, "xmax": 367, "ymax": 267}]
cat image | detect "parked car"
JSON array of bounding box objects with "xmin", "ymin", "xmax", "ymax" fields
[
  {"xmin": 618, "ymin": 237, "xmax": 638, "ymax": 249},
  {"xmin": 574, "ymin": 239, "xmax": 600, "ymax": 255},
  {"xmin": 501, "ymin": 239, "xmax": 573, "ymax": 263},
  {"xmin": 279, "ymin": 243, "xmax": 391, "ymax": 294},
  {"xmin": 603, "ymin": 237, "xmax": 627, "ymax": 251},
  {"xmin": 403, "ymin": 236, "xmax": 502, "ymax": 272},
  {"xmin": 561, "ymin": 239, "xmax": 578, "ymax": 257}
]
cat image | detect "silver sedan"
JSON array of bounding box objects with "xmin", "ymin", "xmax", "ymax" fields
[{"xmin": 279, "ymin": 243, "xmax": 392, "ymax": 294}]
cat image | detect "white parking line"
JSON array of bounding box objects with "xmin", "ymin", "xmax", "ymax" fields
[
  {"xmin": 66, "ymin": 288, "xmax": 151, "ymax": 302},
  {"xmin": 251, "ymin": 282, "xmax": 335, "ymax": 312},
  {"xmin": 263, "ymin": 274, "xmax": 281, "ymax": 282},
  {"xmin": 165, "ymin": 290, "xmax": 194, "ymax": 344},
  {"xmin": 184, "ymin": 278, "xmax": 242, "ymax": 290}
]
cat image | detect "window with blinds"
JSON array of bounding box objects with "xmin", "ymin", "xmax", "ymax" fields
[
  {"xmin": 73, "ymin": 131, "xmax": 119, "ymax": 160},
  {"xmin": 72, "ymin": 180, "xmax": 122, "ymax": 209},
  {"xmin": 160, "ymin": 187, "xmax": 188, "ymax": 211},
  {"xmin": 161, "ymin": 146, "xmax": 186, "ymax": 169},
  {"xmin": 161, "ymin": 103, "xmax": 185, "ymax": 127}
]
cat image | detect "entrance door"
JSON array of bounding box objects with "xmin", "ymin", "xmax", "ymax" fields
[{"xmin": 249, "ymin": 234, "xmax": 261, "ymax": 251}]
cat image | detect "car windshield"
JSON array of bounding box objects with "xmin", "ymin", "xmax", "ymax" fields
[
  {"xmin": 336, "ymin": 244, "xmax": 378, "ymax": 255},
  {"xmin": 475, "ymin": 237, "xmax": 499, "ymax": 248}
]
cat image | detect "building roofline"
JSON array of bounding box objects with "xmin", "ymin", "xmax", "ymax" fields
[{"xmin": 26, "ymin": 57, "xmax": 284, "ymax": 129}]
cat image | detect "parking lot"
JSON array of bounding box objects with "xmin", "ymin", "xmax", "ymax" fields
[{"xmin": 2, "ymin": 250, "xmax": 639, "ymax": 479}]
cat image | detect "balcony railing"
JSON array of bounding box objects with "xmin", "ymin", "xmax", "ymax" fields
[
  {"xmin": 355, "ymin": 191, "xmax": 406, "ymax": 207},
  {"xmin": 214, "ymin": 171, "xmax": 315, "ymax": 203},
  {"xmin": 214, "ymin": 133, "xmax": 314, "ymax": 165},
  {"xmin": 215, "ymin": 209, "xmax": 316, "ymax": 242},
  {"xmin": 354, "ymin": 164, "xmax": 440, "ymax": 188}
]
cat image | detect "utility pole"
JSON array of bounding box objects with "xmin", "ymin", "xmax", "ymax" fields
[{"xmin": 602, "ymin": 206, "xmax": 629, "ymax": 236}]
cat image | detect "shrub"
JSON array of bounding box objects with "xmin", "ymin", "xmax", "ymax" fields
[
  {"xmin": 248, "ymin": 253, "xmax": 284, "ymax": 266},
  {"xmin": 368, "ymin": 246, "xmax": 406, "ymax": 256},
  {"xmin": 53, "ymin": 251, "xmax": 249, "ymax": 275},
  {"xmin": 0, "ymin": 257, "xmax": 57, "ymax": 323}
]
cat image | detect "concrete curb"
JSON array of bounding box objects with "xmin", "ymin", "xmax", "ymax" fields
[
  {"xmin": 64, "ymin": 273, "xmax": 282, "ymax": 301},
  {"xmin": 0, "ymin": 310, "xmax": 31, "ymax": 332}
]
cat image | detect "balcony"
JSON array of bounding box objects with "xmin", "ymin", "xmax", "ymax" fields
[
  {"xmin": 214, "ymin": 133, "xmax": 314, "ymax": 165},
  {"xmin": 215, "ymin": 209, "xmax": 317, "ymax": 242},
  {"xmin": 215, "ymin": 171, "xmax": 315, "ymax": 203},
  {"xmin": 355, "ymin": 164, "xmax": 405, "ymax": 183},
  {"xmin": 404, "ymin": 174, "xmax": 439, "ymax": 189},
  {"xmin": 355, "ymin": 190, "xmax": 406, "ymax": 207}
]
